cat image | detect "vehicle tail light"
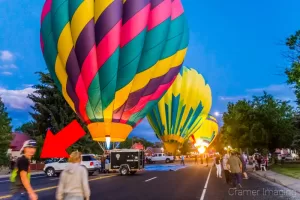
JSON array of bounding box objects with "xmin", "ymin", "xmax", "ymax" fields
[{"xmin": 90, "ymin": 162, "xmax": 94, "ymax": 166}]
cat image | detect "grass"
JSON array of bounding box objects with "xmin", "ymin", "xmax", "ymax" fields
[{"xmin": 270, "ymin": 164, "xmax": 300, "ymax": 179}]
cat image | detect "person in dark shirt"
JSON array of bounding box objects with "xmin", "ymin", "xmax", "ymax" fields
[{"xmin": 10, "ymin": 140, "xmax": 37, "ymax": 200}]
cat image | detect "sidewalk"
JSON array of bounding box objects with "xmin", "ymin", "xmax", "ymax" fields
[
  {"xmin": 0, "ymin": 171, "xmax": 44, "ymax": 179},
  {"xmin": 252, "ymin": 169, "xmax": 300, "ymax": 193}
]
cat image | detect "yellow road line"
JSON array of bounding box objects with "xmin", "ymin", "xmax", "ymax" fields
[{"xmin": 0, "ymin": 174, "xmax": 117, "ymax": 199}]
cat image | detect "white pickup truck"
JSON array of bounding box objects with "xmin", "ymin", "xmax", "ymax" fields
[{"xmin": 146, "ymin": 153, "xmax": 174, "ymax": 163}]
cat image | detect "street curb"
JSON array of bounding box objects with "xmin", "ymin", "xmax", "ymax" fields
[{"xmin": 251, "ymin": 171, "xmax": 300, "ymax": 194}]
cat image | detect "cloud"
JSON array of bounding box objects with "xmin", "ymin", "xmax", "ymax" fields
[
  {"xmin": 0, "ymin": 87, "xmax": 35, "ymax": 109},
  {"xmin": 219, "ymin": 84, "xmax": 295, "ymax": 104},
  {"xmin": 0, "ymin": 50, "xmax": 14, "ymax": 61},
  {"xmin": 219, "ymin": 96, "xmax": 248, "ymax": 101},
  {"xmin": 129, "ymin": 118, "xmax": 159, "ymax": 142},
  {"xmin": 246, "ymin": 84, "xmax": 288, "ymax": 93},
  {"xmin": 22, "ymin": 84, "xmax": 34, "ymax": 88},
  {"xmin": 0, "ymin": 64, "xmax": 17, "ymax": 69},
  {"xmin": 1, "ymin": 71, "xmax": 13, "ymax": 76}
]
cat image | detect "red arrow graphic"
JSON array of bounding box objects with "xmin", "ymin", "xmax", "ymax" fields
[{"xmin": 40, "ymin": 120, "xmax": 86, "ymax": 158}]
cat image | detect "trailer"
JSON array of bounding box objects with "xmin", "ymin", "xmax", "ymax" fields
[{"xmin": 105, "ymin": 149, "xmax": 145, "ymax": 175}]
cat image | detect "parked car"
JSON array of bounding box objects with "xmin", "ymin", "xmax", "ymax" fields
[
  {"xmin": 283, "ymin": 154, "xmax": 293, "ymax": 161},
  {"xmin": 44, "ymin": 158, "xmax": 60, "ymax": 164},
  {"xmin": 146, "ymin": 153, "xmax": 174, "ymax": 163},
  {"xmin": 43, "ymin": 154, "xmax": 101, "ymax": 177}
]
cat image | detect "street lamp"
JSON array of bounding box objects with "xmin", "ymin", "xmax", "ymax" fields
[
  {"xmin": 105, "ymin": 136, "xmax": 111, "ymax": 149},
  {"xmin": 214, "ymin": 111, "xmax": 223, "ymax": 117}
]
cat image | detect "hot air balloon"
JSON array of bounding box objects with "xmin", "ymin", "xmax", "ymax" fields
[
  {"xmin": 40, "ymin": 0, "xmax": 189, "ymax": 145},
  {"xmin": 190, "ymin": 114, "xmax": 219, "ymax": 148},
  {"xmin": 147, "ymin": 67, "xmax": 212, "ymax": 153}
]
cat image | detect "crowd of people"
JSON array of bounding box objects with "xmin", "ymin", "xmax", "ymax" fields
[
  {"xmin": 192, "ymin": 151, "xmax": 251, "ymax": 189},
  {"xmin": 220, "ymin": 151, "xmax": 248, "ymax": 189},
  {"xmin": 8, "ymin": 139, "xmax": 270, "ymax": 199}
]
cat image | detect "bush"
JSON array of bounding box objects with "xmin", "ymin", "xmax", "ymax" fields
[{"xmin": 0, "ymin": 154, "xmax": 10, "ymax": 167}]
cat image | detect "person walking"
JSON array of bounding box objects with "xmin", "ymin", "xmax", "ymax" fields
[
  {"xmin": 227, "ymin": 151, "xmax": 243, "ymax": 189},
  {"xmin": 215, "ymin": 154, "xmax": 222, "ymax": 178},
  {"xmin": 223, "ymin": 153, "xmax": 231, "ymax": 184},
  {"xmin": 195, "ymin": 155, "xmax": 198, "ymax": 165},
  {"xmin": 200, "ymin": 154, "xmax": 203, "ymax": 164},
  {"xmin": 239, "ymin": 153, "xmax": 248, "ymax": 179},
  {"xmin": 257, "ymin": 155, "xmax": 262, "ymax": 170},
  {"xmin": 56, "ymin": 151, "xmax": 90, "ymax": 200},
  {"xmin": 205, "ymin": 154, "xmax": 209, "ymax": 167},
  {"xmin": 10, "ymin": 140, "xmax": 38, "ymax": 200},
  {"xmin": 100, "ymin": 155, "xmax": 105, "ymax": 173},
  {"xmin": 180, "ymin": 155, "xmax": 185, "ymax": 166}
]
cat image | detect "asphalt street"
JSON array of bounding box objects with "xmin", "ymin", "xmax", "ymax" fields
[{"xmin": 0, "ymin": 164, "xmax": 299, "ymax": 200}]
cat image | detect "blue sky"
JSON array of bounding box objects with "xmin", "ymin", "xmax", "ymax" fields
[{"xmin": 0, "ymin": 0, "xmax": 299, "ymax": 142}]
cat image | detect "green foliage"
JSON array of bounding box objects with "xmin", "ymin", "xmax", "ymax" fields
[
  {"xmin": 222, "ymin": 93, "xmax": 296, "ymax": 151},
  {"xmin": 179, "ymin": 140, "xmax": 192, "ymax": 155},
  {"xmin": 291, "ymin": 133, "xmax": 300, "ymax": 152},
  {"xmin": 0, "ymin": 97, "xmax": 12, "ymax": 166},
  {"xmin": 210, "ymin": 130, "xmax": 225, "ymax": 154},
  {"xmin": 15, "ymin": 121, "xmax": 36, "ymax": 136},
  {"xmin": 285, "ymin": 30, "xmax": 300, "ymax": 106},
  {"xmin": 23, "ymin": 72, "xmax": 99, "ymax": 159}
]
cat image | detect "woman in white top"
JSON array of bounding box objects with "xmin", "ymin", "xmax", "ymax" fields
[{"xmin": 56, "ymin": 151, "xmax": 91, "ymax": 200}]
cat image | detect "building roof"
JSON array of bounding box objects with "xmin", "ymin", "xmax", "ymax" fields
[
  {"xmin": 145, "ymin": 147, "xmax": 163, "ymax": 154},
  {"xmin": 131, "ymin": 142, "xmax": 144, "ymax": 150},
  {"xmin": 10, "ymin": 132, "xmax": 30, "ymax": 151}
]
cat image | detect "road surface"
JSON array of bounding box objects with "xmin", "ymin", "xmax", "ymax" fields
[{"xmin": 0, "ymin": 164, "xmax": 299, "ymax": 200}]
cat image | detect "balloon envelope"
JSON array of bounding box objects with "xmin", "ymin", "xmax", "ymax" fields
[
  {"xmin": 190, "ymin": 114, "xmax": 219, "ymax": 147},
  {"xmin": 147, "ymin": 66, "xmax": 212, "ymax": 153},
  {"xmin": 40, "ymin": 0, "xmax": 189, "ymax": 142}
]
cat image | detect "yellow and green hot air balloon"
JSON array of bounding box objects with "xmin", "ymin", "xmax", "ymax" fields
[
  {"xmin": 190, "ymin": 114, "xmax": 219, "ymax": 148},
  {"xmin": 147, "ymin": 67, "xmax": 212, "ymax": 153},
  {"xmin": 40, "ymin": 0, "xmax": 189, "ymax": 144}
]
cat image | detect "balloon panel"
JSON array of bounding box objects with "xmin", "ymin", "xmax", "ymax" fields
[
  {"xmin": 147, "ymin": 66, "xmax": 212, "ymax": 150},
  {"xmin": 40, "ymin": 0, "xmax": 189, "ymax": 141},
  {"xmin": 190, "ymin": 114, "xmax": 219, "ymax": 147}
]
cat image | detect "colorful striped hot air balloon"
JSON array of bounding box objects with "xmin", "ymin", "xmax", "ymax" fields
[
  {"xmin": 40, "ymin": 0, "xmax": 189, "ymax": 143},
  {"xmin": 147, "ymin": 67, "xmax": 212, "ymax": 153},
  {"xmin": 190, "ymin": 114, "xmax": 219, "ymax": 148}
]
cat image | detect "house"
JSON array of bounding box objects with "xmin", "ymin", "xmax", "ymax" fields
[
  {"xmin": 8, "ymin": 132, "xmax": 30, "ymax": 157},
  {"xmin": 145, "ymin": 147, "xmax": 164, "ymax": 156},
  {"xmin": 131, "ymin": 142, "xmax": 144, "ymax": 150}
]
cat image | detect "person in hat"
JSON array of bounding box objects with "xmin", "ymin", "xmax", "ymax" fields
[{"xmin": 10, "ymin": 140, "xmax": 38, "ymax": 200}]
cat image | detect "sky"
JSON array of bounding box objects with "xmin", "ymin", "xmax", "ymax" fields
[{"xmin": 0, "ymin": 0, "xmax": 299, "ymax": 142}]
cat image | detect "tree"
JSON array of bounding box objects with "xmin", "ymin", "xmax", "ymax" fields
[
  {"xmin": 25, "ymin": 72, "xmax": 99, "ymax": 158},
  {"xmin": 222, "ymin": 99, "xmax": 254, "ymax": 149},
  {"xmin": 179, "ymin": 140, "xmax": 192, "ymax": 155},
  {"xmin": 285, "ymin": 30, "xmax": 300, "ymax": 105},
  {"xmin": 210, "ymin": 129, "xmax": 226, "ymax": 154},
  {"xmin": 291, "ymin": 133, "xmax": 300, "ymax": 152},
  {"xmin": 15, "ymin": 121, "xmax": 36, "ymax": 136},
  {"xmin": 0, "ymin": 97, "xmax": 12, "ymax": 166},
  {"xmin": 222, "ymin": 93, "xmax": 296, "ymax": 152}
]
